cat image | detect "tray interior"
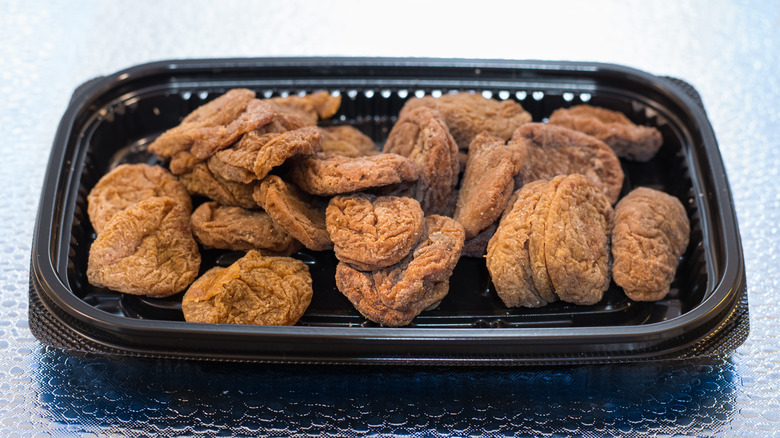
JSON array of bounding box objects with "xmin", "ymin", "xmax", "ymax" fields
[{"xmin": 65, "ymin": 80, "xmax": 706, "ymax": 329}]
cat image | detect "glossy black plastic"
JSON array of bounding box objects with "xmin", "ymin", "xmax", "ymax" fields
[{"xmin": 29, "ymin": 58, "xmax": 747, "ymax": 364}]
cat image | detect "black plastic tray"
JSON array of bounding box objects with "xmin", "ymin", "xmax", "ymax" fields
[{"xmin": 29, "ymin": 58, "xmax": 748, "ymax": 365}]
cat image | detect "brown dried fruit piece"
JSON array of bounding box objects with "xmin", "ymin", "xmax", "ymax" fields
[
  {"xmin": 87, "ymin": 163, "xmax": 192, "ymax": 234},
  {"xmin": 527, "ymin": 177, "xmax": 565, "ymax": 303},
  {"xmin": 548, "ymin": 104, "xmax": 663, "ymax": 161},
  {"xmin": 181, "ymin": 250, "xmax": 312, "ymax": 326},
  {"xmin": 383, "ymin": 106, "xmax": 460, "ymax": 214},
  {"xmin": 190, "ymin": 202, "xmax": 299, "ymax": 254},
  {"xmin": 326, "ymin": 194, "xmax": 424, "ymax": 270},
  {"xmin": 148, "ymin": 89, "xmax": 277, "ymax": 160},
  {"xmin": 487, "ymin": 175, "xmax": 613, "ymax": 307},
  {"xmin": 267, "ymin": 91, "xmax": 341, "ymax": 125},
  {"xmin": 255, "ymin": 111, "xmax": 311, "ymax": 133},
  {"xmin": 179, "ymin": 163, "xmax": 258, "ymax": 209},
  {"xmin": 453, "ymin": 132, "xmax": 527, "ymax": 239},
  {"xmin": 253, "ymin": 175, "xmax": 332, "ymax": 251},
  {"xmin": 611, "ymin": 187, "xmax": 690, "ymax": 301},
  {"xmin": 148, "ymin": 88, "xmax": 256, "ymax": 159},
  {"xmin": 207, "ymin": 126, "xmax": 322, "ymax": 184},
  {"xmin": 169, "ymin": 150, "xmax": 203, "ymax": 175},
  {"xmin": 287, "ymin": 152, "xmax": 419, "ymax": 196},
  {"xmin": 188, "ymin": 99, "xmax": 277, "ymax": 160},
  {"xmin": 252, "ymin": 126, "xmax": 323, "ymax": 181},
  {"xmin": 399, "ymin": 92, "xmax": 532, "ymax": 150},
  {"xmin": 87, "ymin": 197, "xmax": 201, "ymax": 297},
  {"xmin": 544, "ymin": 174, "xmax": 613, "ymax": 305},
  {"xmin": 510, "ymin": 123, "xmax": 624, "ymax": 205},
  {"xmin": 167, "ymin": 107, "xmax": 312, "ymax": 176},
  {"xmin": 486, "ymin": 180, "xmax": 551, "ymax": 308},
  {"xmin": 320, "ymin": 125, "xmax": 379, "ymax": 157},
  {"xmin": 335, "ymin": 215, "xmax": 464, "ymax": 327}
]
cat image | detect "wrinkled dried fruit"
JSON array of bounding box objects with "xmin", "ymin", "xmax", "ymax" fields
[
  {"xmin": 87, "ymin": 163, "xmax": 192, "ymax": 234},
  {"xmin": 487, "ymin": 175, "xmax": 613, "ymax": 307},
  {"xmin": 266, "ymin": 91, "xmax": 341, "ymax": 125},
  {"xmin": 179, "ymin": 163, "xmax": 258, "ymax": 209},
  {"xmin": 190, "ymin": 201, "xmax": 299, "ymax": 254},
  {"xmin": 188, "ymin": 99, "xmax": 277, "ymax": 160},
  {"xmin": 288, "ymin": 152, "xmax": 419, "ymax": 196},
  {"xmin": 544, "ymin": 174, "xmax": 613, "ymax": 305},
  {"xmin": 399, "ymin": 92, "xmax": 532, "ymax": 150},
  {"xmin": 383, "ymin": 106, "xmax": 460, "ymax": 214},
  {"xmin": 453, "ymin": 132, "xmax": 526, "ymax": 239},
  {"xmin": 486, "ymin": 180, "xmax": 550, "ymax": 308},
  {"xmin": 320, "ymin": 125, "xmax": 379, "ymax": 157},
  {"xmin": 206, "ymin": 126, "xmax": 322, "ymax": 184},
  {"xmin": 510, "ymin": 123, "xmax": 624, "ymax": 204},
  {"xmin": 611, "ymin": 187, "xmax": 690, "ymax": 301},
  {"xmin": 253, "ymin": 175, "xmax": 332, "ymax": 251},
  {"xmin": 326, "ymin": 193, "xmax": 424, "ymax": 270},
  {"xmin": 148, "ymin": 88, "xmax": 257, "ymax": 159},
  {"xmin": 335, "ymin": 215, "xmax": 464, "ymax": 326},
  {"xmin": 181, "ymin": 250, "xmax": 312, "ymax": 326},
  {"xmin": 548, "ymin": 104, "xmax": 663, "ymax": 161},
  {"xmin": 87, "ymin": 196, "xmax": 201, "ymax": 297}
]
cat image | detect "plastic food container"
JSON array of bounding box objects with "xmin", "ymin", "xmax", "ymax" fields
[{"xmin": 29, "ymin": 58, "xmax": 748, "ymax": 365}]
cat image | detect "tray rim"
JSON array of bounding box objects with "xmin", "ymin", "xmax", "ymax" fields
[{"xmin": 30, "ymin": 56, "xmax": 747, "ymax": 363}]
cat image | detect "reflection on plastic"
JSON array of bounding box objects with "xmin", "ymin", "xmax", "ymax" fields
[{"xmin": 32, "ymin": 347, "xmax": 738, "ymax": 436}]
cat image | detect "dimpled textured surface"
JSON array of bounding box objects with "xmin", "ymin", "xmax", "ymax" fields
[{"xmin": 2, "ymin": 0, "xmax": 778, "ymax": 436}]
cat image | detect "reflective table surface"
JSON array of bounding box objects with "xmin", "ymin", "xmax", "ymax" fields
[{"xmin": 1, "ymin": 1, "xmax": 778, "ymax": 436}]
